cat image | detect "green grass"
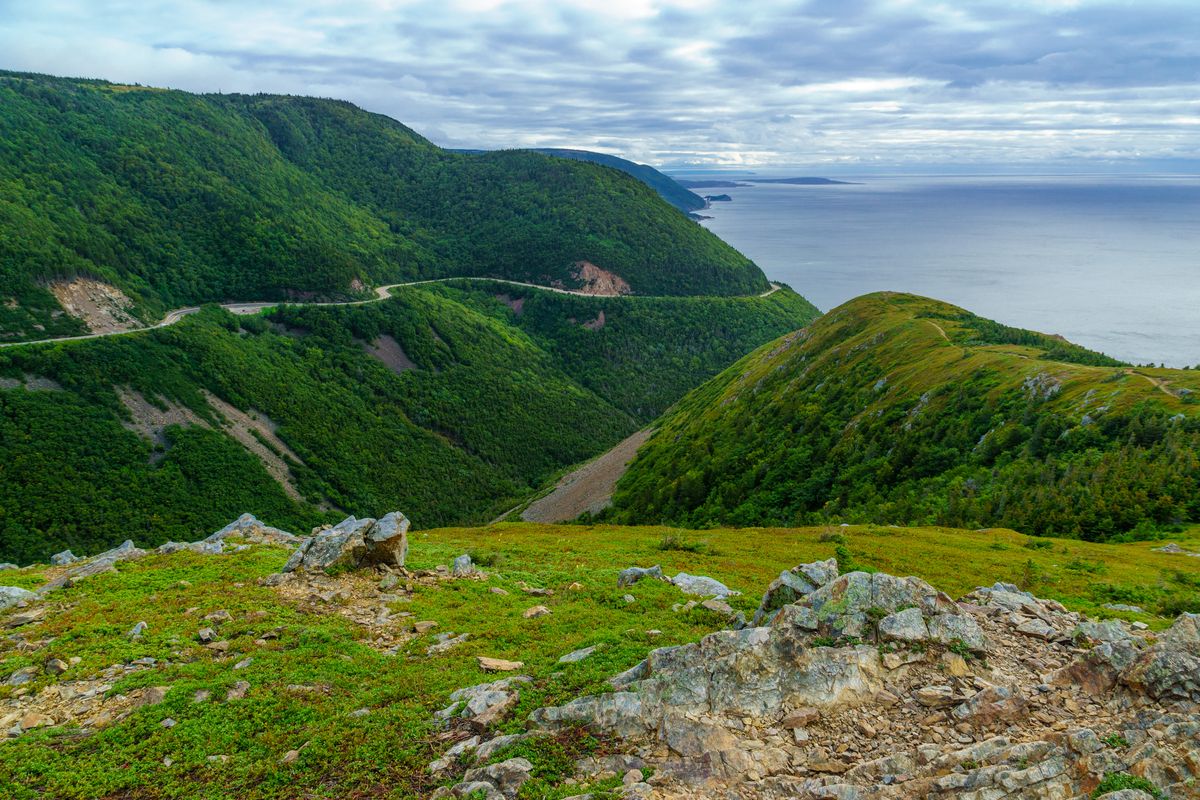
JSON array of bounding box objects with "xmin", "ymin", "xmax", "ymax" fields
[{"xmin": 2, "ymin": 522, "xmax": 1198, "ymax": 798}]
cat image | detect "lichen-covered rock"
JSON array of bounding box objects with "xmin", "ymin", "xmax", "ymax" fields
[
  {"xmin": 927, "ymin": 613, "xmax": 987, "ymax": 653},
  {"xmin": 366, "ymin": 512, "xmax": 409, "ymax": 567},
  {"xmin": 49, "ymin": 550, "xmax": 78, "ymax": 566},
  {"xmin": 452, "ymin": 554, "xmax": 474, "ymax": 576},
  {"xmin": 0, "ymin": 586, "xmax": 36, "ymax": 612},
  {"xmin": 878, "ymin": 607, "xmax": 928, "ymax": 643},
  {"xmin": 618, "ymin": 565, "xmax": 664, "ymax": 587},
  {"xmin": 751, "ymin": 559, "xmax": 837, "ymax": 625}
]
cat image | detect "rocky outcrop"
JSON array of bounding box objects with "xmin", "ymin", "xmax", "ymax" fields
[
  {"xmin": 281, "ymin": 512, "xmax": 410, "ymax": 573},
  {"xmin": 517, "ymin": 561, "xmax": 1200, "ymax": 799}
]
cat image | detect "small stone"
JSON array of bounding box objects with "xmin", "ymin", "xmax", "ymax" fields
[
  {"xmin": 206, "ymin": 640, "xmax": 231, "ymax": 652},
  {"xmin": 138, "ymin": 686, "xmax": 170, "ymax": 707},
  {"xmin": 234, "ymin": 658, "xmax": 253, "ymax": 670},
  {"xmin": 378, "ymin": 574, "xmax": 399, "ymax": 591},
  {"xmin": 478, "ymin": 656, "xmax": 524, "ymax": 672},
  {"xmin": 858, "ymin": 721, "xmax": 877, "ymax": 737},
  {"xmin": 197, "ymin": 627, "xmax": 216, "ymax": 643},
  {"xmin": 523, "ymin": 605, "xmax": 551, "ymax": 619},
  {"xmin": 226, "ymin": 681, "xmax": 250, "ymax": 701},
  {"xmin": 204, "ymin": 610, "xmax": 232, "ymax": 624},
  {"xmin": 568, "ymin": 582, "xmax": 584, "ymax": 591},
  {"xmin": 348, "ymin": 708, "xmax": 370, "ymax": 718},
  {"xmin": 45, "ymin": 658, "xmax": 68, "ymax": 675},
  {"xmin": 623, "ymin": 768, "xmax": 644, "ymax": 786},
  {"xmin": 128, "ymin": 621, "xmax": 148, "ymax": 639},
  {"xmin": 623, "ymin": 594, "xmax": 636, "ymax": 604},
  {"xmin": 160, "ymin": 717, "xmax": 177, "ymax": 728},
  {"xmin": 489, "ymin": 587, "xmax": 509, "ymax": 596},
  {"xmin": 452, "ymin": 555, "xmax": 474, "ymax": 576},
  {"xmin": 280, "ymin": 749, "xmax": 300, "ymax": 764},
  {"xmin": 780, "ymin": 707, "xmax": 819, "ymax": 728},
  {"xmin": 412, "ymin": 621, "xmax": 438, "ymax": 634},
  {"xmin": 193, "ymin": 690, "xmax": 211, "ymax": 703},
  {"xmin": 558, "ymin": 645, "xmax": 599, "ymax": 664}
]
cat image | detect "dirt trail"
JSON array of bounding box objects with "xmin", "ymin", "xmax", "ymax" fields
[
  {"xmin": 519, "ymin": 428, "xmax": 653, "ymax": 523},
  {"xmin": 1128, "ymin": 368, "xmax": 1178, "ymax": 397}
]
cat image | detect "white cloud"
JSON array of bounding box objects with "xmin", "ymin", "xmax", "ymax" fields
[{"xmin": 1, "ymin": 0, "xmax": 1198, "ymax": 167}]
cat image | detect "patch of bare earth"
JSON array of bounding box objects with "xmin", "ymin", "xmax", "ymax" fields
[
  {"xmin": 495, "ymin": 294, "xmax": 525, "ymax": 314},
  {"xmin": 521, "ymin": 428, "xmax": 653, "ymax": 523},
  {"xmin": 365, "ymin": 335, "xmax": 417, "ymax": 373},
  {"xmin": 48, "ymin": 278, "xmax": 140, "ymax": 334},
  {"xmin": 572, "ymin": 261, "xmax": 631, "ymax": 296},
  {"xmin": 117, "ymin": 388, "xmax": 308, "ymax": 503}
]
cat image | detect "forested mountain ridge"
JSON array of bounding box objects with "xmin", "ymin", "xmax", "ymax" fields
[
  {"xmin": 452, "ymin": 147, "xmax": 708, "ymax": 214},
  {"xmin": 608, "ymin": 292, "xmax": 1200, "ymax": 539},
  {"xmin": 0, "ymin": 282, "xmax": 817, "ymax": 563},
  {"xmin": 0, "ymin": 71, "xmax": 767, "ymax": 343}
]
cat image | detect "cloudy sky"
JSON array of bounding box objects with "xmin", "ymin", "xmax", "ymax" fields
[{"xmin": 3, "ymin": 0, "xmax": 1199, "ymax": 169}]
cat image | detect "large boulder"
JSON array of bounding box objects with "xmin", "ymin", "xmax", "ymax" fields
[
  {"xmin": 1119, "ymin": 613, "xmax": 1200, "ymax": 703},
  {"xmin": 50, "ymin": 550, "xmax": 78, "ymax": 566},
  {"xmin": 281, "ymin": 513, "xmax": 410, "ymax": 573},
  {"xmin": 802, "ymin": 571, "xmax": 956, "ymax": 639}
]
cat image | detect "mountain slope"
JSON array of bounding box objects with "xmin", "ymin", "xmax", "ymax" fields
[
  {"xmin": 454, "ymin": 147, "xmax": 708, "ymax": 214},
  {"xmin": 0, "ymin": 284, "xmax": 817, "ymax": 563},
  {"xmin": 608, "ymin": 292, "xmax": 1200, "ymax": 539},
  {"xmin": 0, "ymin": 71, "xmax": 767, "ymax": 343}
]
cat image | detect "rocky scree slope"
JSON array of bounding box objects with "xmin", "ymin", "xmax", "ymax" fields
[
  {"xmin": 436, "ymin": 559, "xmax": 1200, "ymax": 799},
  {"xmin": 608, "ymin": 292, "xmax": 1200, "ymax": 539}
]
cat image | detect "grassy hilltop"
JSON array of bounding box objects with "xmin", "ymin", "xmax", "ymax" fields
[
  {"xmin": 1, "ymin": 521, "xmax": 1197, "ymax": 799},
  {"xmin": 609, "ymin": 292, "xmax": 1200, "ymax": 539}
]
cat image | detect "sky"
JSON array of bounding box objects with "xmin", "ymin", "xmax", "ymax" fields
[{"xmin": 3, "ymin": 0, "xmax": 1199, "ymax": 170}]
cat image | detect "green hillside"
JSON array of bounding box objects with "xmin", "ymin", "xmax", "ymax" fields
[
  {"xmin": 0, "ymin": 284, "xmax": 816, "ymax": 564},
  {"xmin": 1, "ymin": 521, "xmax": 1197, "ymax": 799},
  {"xmin": 608, "ymin": 292, "xmax": 1200, "ymax": 539},
  {"xmin": 0, "ymin": 71, "xmax": 766, "ymax": 343}
]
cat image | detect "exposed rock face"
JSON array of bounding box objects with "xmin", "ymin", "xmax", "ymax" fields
[
  {"xmin": 519, "ymin": 561, "xmax": 1200, "ymax": 799},
  {"xmin": 281, "ymin": 512, "xmax": 410, "ymax": 573},
  {"xmin": 50, "ymin": 550, "xmax": 78, "ymax": 566},
  {"xmin": 205, "ymin": 514, "xmax": 300, "ymax": 546}
]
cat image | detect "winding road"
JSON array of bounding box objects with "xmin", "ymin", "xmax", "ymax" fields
[{"xmin": 1, "ymin": 278, "xmax": 782, "ymax": 350}]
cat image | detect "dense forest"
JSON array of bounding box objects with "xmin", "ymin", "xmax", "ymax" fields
[
  {"xmin": 0, "ymin": 284, "xmax": 817, "ymax": 563},
  {"xmin": 0, "ymin": 71, "xmax": 767, "ymax": 342},
  {"xmin": 608, "ymin": 292, "xmax": 1200, "ymax": 540}
]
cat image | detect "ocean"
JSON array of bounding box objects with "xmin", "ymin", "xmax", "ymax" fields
[{"xmin": 693, "ymin": 175, "xmax": 1200, "ymax": 367}]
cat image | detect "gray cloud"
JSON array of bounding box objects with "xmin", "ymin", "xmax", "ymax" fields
[{"xmin": 2, "ymin": 0, "xmax": 1198, "ymax": 167}]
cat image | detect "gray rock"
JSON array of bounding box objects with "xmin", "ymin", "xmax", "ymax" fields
[
  {"xmin": 50, "ymin": 550, "xmax": 78, "ymax": 566},
  {"xmin": 206, "ymin": 514, "xmax": 300, "ymax": 544},
  {"xmin": 452, "ymin": 554, "xmax": 474, "ymax": 576},
  {"xmin": 461, "ymin": 756, "xmax": 533, "ymax": 799},
  {"xmin": 1096, "ymin": 791, "xmax": 1156, "ymax": 799},
  {"xmin": 878, "ymin": 607, "xmax": 929, "ymax": 643},
  {"xmin": 281, "ymin": 513, "xmax": 410, "ymax": 574},
  {"xmin": 1015, "ymin": 618, "xmax": 1059, "ymax": 640},
  {"xmin": 95, "ymin": 540, "xmax": 147, "ymax": 564},
  {"xmin": 558, "ymin": 645, "xmax": 599, "ymax": 664},
  {"xmin": 7, "ymin": 666, "xmax": 38, "ymax": 686},
  {"xmin": 367, "ymin": 512, "xmax": 410, "ymax": 567},
  {"xmin": 751, "ymin": 559, "xmax": 837, "ymax": 626},
  {"xmin": 0, "ymin": 586, "xmax": 36, "ymax": 611},
  {"xmin": 669, "ymin": 572, "xmax": 737, "ymax": 597},
  {"xmin": 128, "ymin": 621, "xmax": 148, "ymax": 638},
  {"xmin": 618, "ymin": 565, "xmax": 663, "ymax": 588},
  {"xmin": 0, "ymin": 564, "xmax": 18, "ymax": 571},
  {"xmin": 1074, "ymin": 620, "xmax": 1133, "ymax": 645},
  {"xmin": 927, "ymin": 613, "xmax": 988, "ymax": 653}
]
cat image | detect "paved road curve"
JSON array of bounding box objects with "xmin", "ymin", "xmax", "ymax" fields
[{"xmin": 1, "ymin": 278, "xmax": 781, "ymax": 349}]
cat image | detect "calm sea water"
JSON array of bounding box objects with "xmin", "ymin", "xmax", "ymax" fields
[{"xmin": 694, "ymin": 175, "xmax": 1200, "ymax": 367}]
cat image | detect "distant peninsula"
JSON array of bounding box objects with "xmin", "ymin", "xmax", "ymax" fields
[{"xmin": 677, "ymin": 176, "xmax": 856, "ymax": 189}]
